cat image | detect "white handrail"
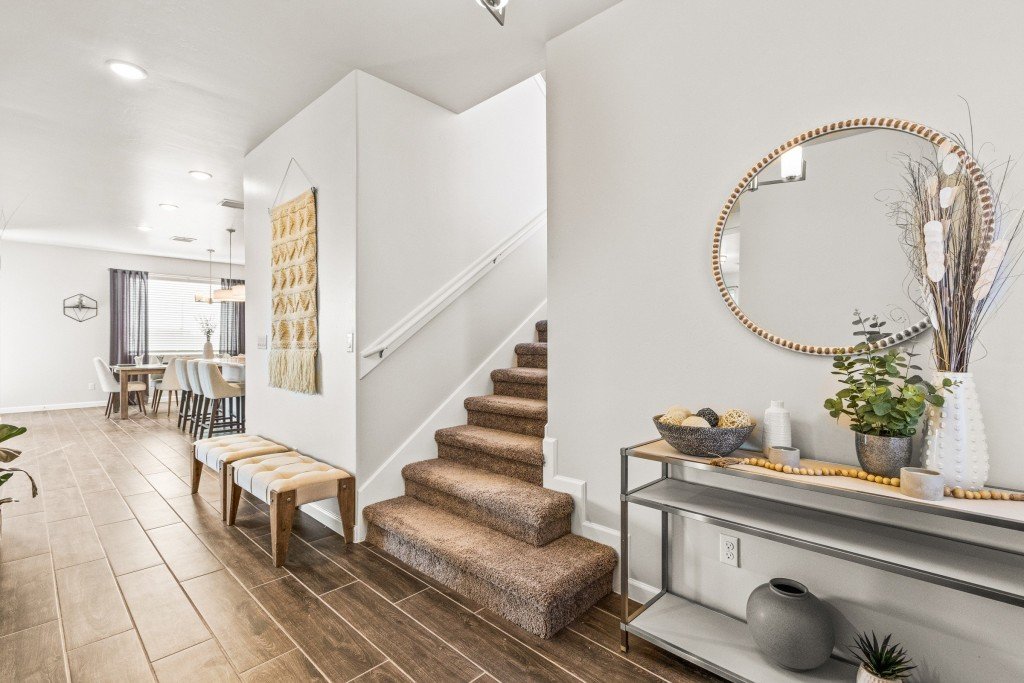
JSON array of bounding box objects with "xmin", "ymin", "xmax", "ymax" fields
[{"xmin": 359, "ymin": 210, "xmax": 546, "ymax": 377}]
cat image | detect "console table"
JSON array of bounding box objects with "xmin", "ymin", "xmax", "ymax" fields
[{"xmin": 619, "ymin": 438, "xmax": 1024, "ymax": 683}]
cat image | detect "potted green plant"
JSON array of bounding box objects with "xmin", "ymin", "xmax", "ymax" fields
[
  {"xmin": 0, "ymin": 423, "xmax": 37, "ymax": 536},
  {"xmin": 823, "ymin": 312, "xmax": 953, "ymax": 478},
  {"xmin": 850, "ymin": 631, "xmax": 916, "ymax": 682}
]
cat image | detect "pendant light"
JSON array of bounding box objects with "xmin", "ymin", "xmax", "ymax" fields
[
  {"xmin": 195, "ymin": 249, "xmax": 216, "ymax": 303},
  {"xmin": 212, "ymin": 228, "xmax": 245, "ymax": 302}
]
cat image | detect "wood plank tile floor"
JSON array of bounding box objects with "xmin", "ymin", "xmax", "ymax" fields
[{"xmin": 0, "ymin": 408, "xmax": 722, "ymax": 683}]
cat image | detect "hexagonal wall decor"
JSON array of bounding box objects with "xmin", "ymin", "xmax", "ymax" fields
[{"xmin": 63, "ymin": 294, "xmax": 98, "ymax": 322}]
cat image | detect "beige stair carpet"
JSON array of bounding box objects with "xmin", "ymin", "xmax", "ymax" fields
[{"xmin": 366, "ymin": 320, "xmax": 617, "ymax": 638}]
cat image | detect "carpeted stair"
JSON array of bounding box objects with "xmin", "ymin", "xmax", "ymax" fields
[{"xmin": 364, "ymin": 319, "xmax": 618, "ymax": 638}]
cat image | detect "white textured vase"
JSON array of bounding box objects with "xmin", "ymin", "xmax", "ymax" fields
[
  {"xmin": 923, "ymin": 371, "xmax": 989, "ymax": 489},
  {"xmin": 203, "ymin": 341, "xmax": 214, "ymax": 359},
  {"xmin": 856, "ymin": 665, "xmax": 894, "ymax": 683}
]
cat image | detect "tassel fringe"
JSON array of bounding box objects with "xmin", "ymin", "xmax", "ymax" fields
[{"xmin": 269, "ymin": 348, "xmax": 318, "ymax": 394}]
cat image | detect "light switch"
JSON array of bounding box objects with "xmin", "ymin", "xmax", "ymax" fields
[
  {"xmin": 257, "ymin": 334, "xmax": 268, "ymax": 349},
  {"xmin": 346, "ymin": 333, "xmax": 354, "ymax": 353}
]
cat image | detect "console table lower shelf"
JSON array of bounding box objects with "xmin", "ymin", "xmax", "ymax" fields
[{"xmin": 624, "ymin": 592, "xmax": 855, "ymax": 682}]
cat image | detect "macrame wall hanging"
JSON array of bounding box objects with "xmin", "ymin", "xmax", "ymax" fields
[{"xmin": 268, "ymin": 184, "xmax": 318, "ymax": 393}]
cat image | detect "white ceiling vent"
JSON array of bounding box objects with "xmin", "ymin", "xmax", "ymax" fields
[
  {"xmin": 219, "ymin": 199, "xmax": 244, "ymax": 210},
  {"xmin": 171, "ymin": 236, "xmax": 197, "ymax": 243}
]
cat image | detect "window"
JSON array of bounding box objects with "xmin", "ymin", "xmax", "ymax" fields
[{"xmin": 147, "ymin": 275, "xmax": 219, "ymax": 354}]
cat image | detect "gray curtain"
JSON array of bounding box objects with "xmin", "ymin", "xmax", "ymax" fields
[
  {"xmin": 109, "ymin": 269, "xmax": 148, "ymax": 365},
  {"xmin": 219, "ymin": 278, "xmax": 245, "ymax": 355}
]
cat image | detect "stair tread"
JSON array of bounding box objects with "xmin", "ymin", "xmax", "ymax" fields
[
  {"xmin": 464, "ymin": 394, "xmax": 547, "ymax": 420},
  {"xmin": 515, "ymin": 342, "xmax": 547, "ymax": 356},
  {"xmin": 491, "ymin": 367, "xmax": 548, "ymax": 385},
  {"xmin": 363, "ymin": 496, "xmax": 616, "ymax": 606},
  {"xmin": 402, "ymin": 459, "xmax": 572, "ymax": 527},
  {"xmin": 435, "ymin": 426, "xmax": 543, "ymax": 465}
]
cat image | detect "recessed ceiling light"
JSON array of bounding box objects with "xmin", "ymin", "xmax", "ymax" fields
[
  {"xmin": 188, "ymin": 170, "xmax": 212, "ymax": 180},
  {"xmin": 137, "ymin": 225, "xmax": 152, "ymax": 232},
  {"xmin": 106, "ymin": 59, "xmax": 148, "ymax": 80},
  {"xmin": 159, "ymin": 203, "xmax": 179, "ymax": 211}
]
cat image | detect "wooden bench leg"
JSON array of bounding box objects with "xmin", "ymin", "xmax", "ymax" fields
[
  {"xmin": 227, "ymin": 468, "xmax": 242, "ymax": 526},
  {"xmin": 220, "ymin": 466, "xmax": 230, "ymax": 523},
  {"xmin": 337, "ymin": 477, "xmax": 355, "ymax": 544},
  {"xmin": 270, "ymin": 490, "xmax": 297, "ymax": 567},
  {"xmin": 190, "ymin": 450, "xmax": 203, "ymax": 495}
]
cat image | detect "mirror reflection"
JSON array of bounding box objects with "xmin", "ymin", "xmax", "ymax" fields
[{"xmin": 718, "ymin": 128, "xmax": 934, "ymax": 348}]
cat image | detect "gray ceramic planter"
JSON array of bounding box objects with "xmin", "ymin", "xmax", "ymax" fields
[
  {"xmin": 746, "ymin": 578, "xmax": 835, "ymax": 671},
  {"xmin": 855, "ymin": 433, "xmax": 911, "ymax": 478}
]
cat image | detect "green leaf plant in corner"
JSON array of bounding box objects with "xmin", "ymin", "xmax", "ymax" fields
[
  {"xmin": 823, "ymin": 311, "xmax": 954, "ymax": 438},
  {"xmin": 0, "ymin": 423, "xmax": 37, "ymax": 507},
  {"xmin": 849, "ymin": 631, "xmax": 917, "ymax": 680}
]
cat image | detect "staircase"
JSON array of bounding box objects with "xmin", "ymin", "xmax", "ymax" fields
[{"xmin": 364, "ymin": 320, "xmax": 617, "ymax": 638}]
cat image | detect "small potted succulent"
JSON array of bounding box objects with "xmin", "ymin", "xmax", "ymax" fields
[
  {"xmin": 0, "ymin": 423, "xmax": 37, "ymax": 536},
  {"xmin": 824, "ymin": 312, "xmax": 952, "ymax": 478},
  {"xmin": 850, "ymin": 631, "xmax": 916, "ymax": 682}
]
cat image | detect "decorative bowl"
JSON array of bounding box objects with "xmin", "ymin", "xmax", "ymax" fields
[{"xmin": 653, "ymin": 415, "xmax": 754, "ymax": 457}]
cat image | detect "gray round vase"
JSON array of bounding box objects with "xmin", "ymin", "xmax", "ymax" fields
[
  {"xmin": 854, "ymin": 433, "xmax": 911, "ymax": 478},
  {"xmin": 745, "ymin": 578, "xmax": 835, "ymax": 671}
]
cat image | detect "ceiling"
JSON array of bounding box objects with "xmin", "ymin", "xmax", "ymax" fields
[{"xmin": 0, "ymin": 0, "xmax": 618, "ymax": 263}]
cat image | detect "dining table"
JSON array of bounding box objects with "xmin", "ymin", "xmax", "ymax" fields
[{"xmin": 111, "ymin": 364, "xmax": 166, "ymax": 419}]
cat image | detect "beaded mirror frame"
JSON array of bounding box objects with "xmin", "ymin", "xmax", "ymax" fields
[{"xmin": 711, "ymin": 117, "xmax": 995, "ymax": 356}]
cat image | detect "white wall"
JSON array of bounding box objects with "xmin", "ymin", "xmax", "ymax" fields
[
  {"xmin": 545, "ymin": 0, "xmax": 1024, "ymax": 678},
  {"xmin": 243, "ymin": 74, "xmax": 359, "ymax": 485},
  {"xmin": 354, "ymin": 72, "xmax": 547, "ymax": 488},
  {"xmin": 0, "ymin": 241, "xmax": 240, "ymax": 412},
  {"xmin": 243, "ymin": 71, "xmax": 546, "ymax": 534}
]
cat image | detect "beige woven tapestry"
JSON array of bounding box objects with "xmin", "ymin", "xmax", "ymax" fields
[{"xmin": 269, "ymin": 189, "xmax": 318, "ymax": 393}]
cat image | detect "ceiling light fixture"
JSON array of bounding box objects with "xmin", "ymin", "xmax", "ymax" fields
[
  {"xmin": 106, "ymin": 59, "xmax": 148, "ymax": 80},
  {"xmin": 189, "ymin": 170, "xmax": 213, "ymax": 181},
  {"xmin": 476, "ymin": 0, "xmax": 508, "ymax": 26},
  {"xmin": 136, "ymin": 225, "xmax": 152, "ymax": 232},
  {"xmin": 195, "ymin": 249, "xmax": 216, "ymax": 304},
  {"xmin": 212, "ymin": 228, "xmax": 245, "ymax": 302},
  {"xmin": 159, "ymin": 203, "xmax": 179, "ymax": 210}
]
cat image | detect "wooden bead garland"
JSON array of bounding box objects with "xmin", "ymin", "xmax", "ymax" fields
[{"xmin": 730, "ymin": 457, "xmax": 1024, "ymax": 502}]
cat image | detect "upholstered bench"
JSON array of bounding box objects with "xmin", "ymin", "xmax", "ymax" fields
[
  {"xmin": 226, "ymin": 452, "xmax": 355, "ymax": 566},
  {"xmin": 190, "ymin": 434, "xmax": 290, "ymax": 521}
]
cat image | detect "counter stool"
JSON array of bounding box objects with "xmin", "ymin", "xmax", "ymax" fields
[
  {"xmin": 186, "ymin": 360, "xmax": 207, "ymax": 438},
  {"xmin": 197, "ymin": 361, "xmax": 245, "ymax": 438},
  {"xmin": 226, "ymin": 452, "xmax": 355, "ymax": 566},
  {"xmin": 152, "ymin": 356, "xmax": 181, "ymax": 415},
  {"xmin": 175, "ymin": 357, "xmax": 194, "ymax": 432},
  {"xmin": 190, "ymin": 434, "xmax": 290, "ymax": 521}
]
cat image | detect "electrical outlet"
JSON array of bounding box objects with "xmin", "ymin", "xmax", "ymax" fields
[
  {"xmin": 719, "ymin": 533, "xmax": 739, "ymax": 567},
  {"xmin": 88, "ymin": 382, "xmax": 96, "ymax": 391},
  {"xmin": 257, "ymin": 334, "xmax": 268, "ymax": 349}
]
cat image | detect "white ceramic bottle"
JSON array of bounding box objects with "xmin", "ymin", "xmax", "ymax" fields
[{"xmin": 763, "ymin": 401, "xmax": 792, "ymax": 454}]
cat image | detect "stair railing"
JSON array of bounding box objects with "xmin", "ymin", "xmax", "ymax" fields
[{"xmin": 358, "ymin": 210, "xmax": 546, "ymax": 378}]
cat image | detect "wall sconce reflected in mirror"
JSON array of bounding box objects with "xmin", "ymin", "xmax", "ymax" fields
[{"xmin": 745, "ymin": 145, "xmax": 806, "ymax": 193}]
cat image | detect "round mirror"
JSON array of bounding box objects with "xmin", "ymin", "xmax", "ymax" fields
[{"xmin": 711, "ymin": 118, "xmax": 980, "ymax": 355}]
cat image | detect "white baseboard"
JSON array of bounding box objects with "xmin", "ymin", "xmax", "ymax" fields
[
  {"xmin": 354, "ymin": 299, "xmax": 548, "ymax": 537},
  {"xmin": 0, "ymin": 400, "xmax": 106, "ymax": 414},
  {"xmin": 300, "ymin": 501, "xmax": 366, "ymax": 542}
]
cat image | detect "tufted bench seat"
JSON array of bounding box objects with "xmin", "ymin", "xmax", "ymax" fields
[
  {"xmin": 190, "ymin": 434, "xmax": 291, "ymax": 521},
  {"xmin": 226, "ymin": 452, "xmax": 355, "ymax": 566}
]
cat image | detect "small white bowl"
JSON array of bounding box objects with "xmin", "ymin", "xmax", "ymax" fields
[
  {"xmin": 900, "ymin": 467, "xmax": 945, "ymax": 501},
  {"xmin": 767, "ymin": 446, "xmax": 800, "ymax": 468}
]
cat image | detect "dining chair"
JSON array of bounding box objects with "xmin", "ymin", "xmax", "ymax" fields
[
  {"xmin": 93, "ymin": 357, "xmax": 147, "ymax": 418},
  {"xmin": 197, "ymin": 362, "xmax": 245, "ymax": 438},
  {"xmin": 151, "ymin": 357, "xmax": 181, "ymax": 415},
  {"xmin": 176, "ymin": 357, "xmax": 194, "ymax": 432}
]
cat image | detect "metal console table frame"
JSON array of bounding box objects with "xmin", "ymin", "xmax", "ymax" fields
[{"xmin": 618, "ymin": 438, "xmax": 1024, "ymax": 683}]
